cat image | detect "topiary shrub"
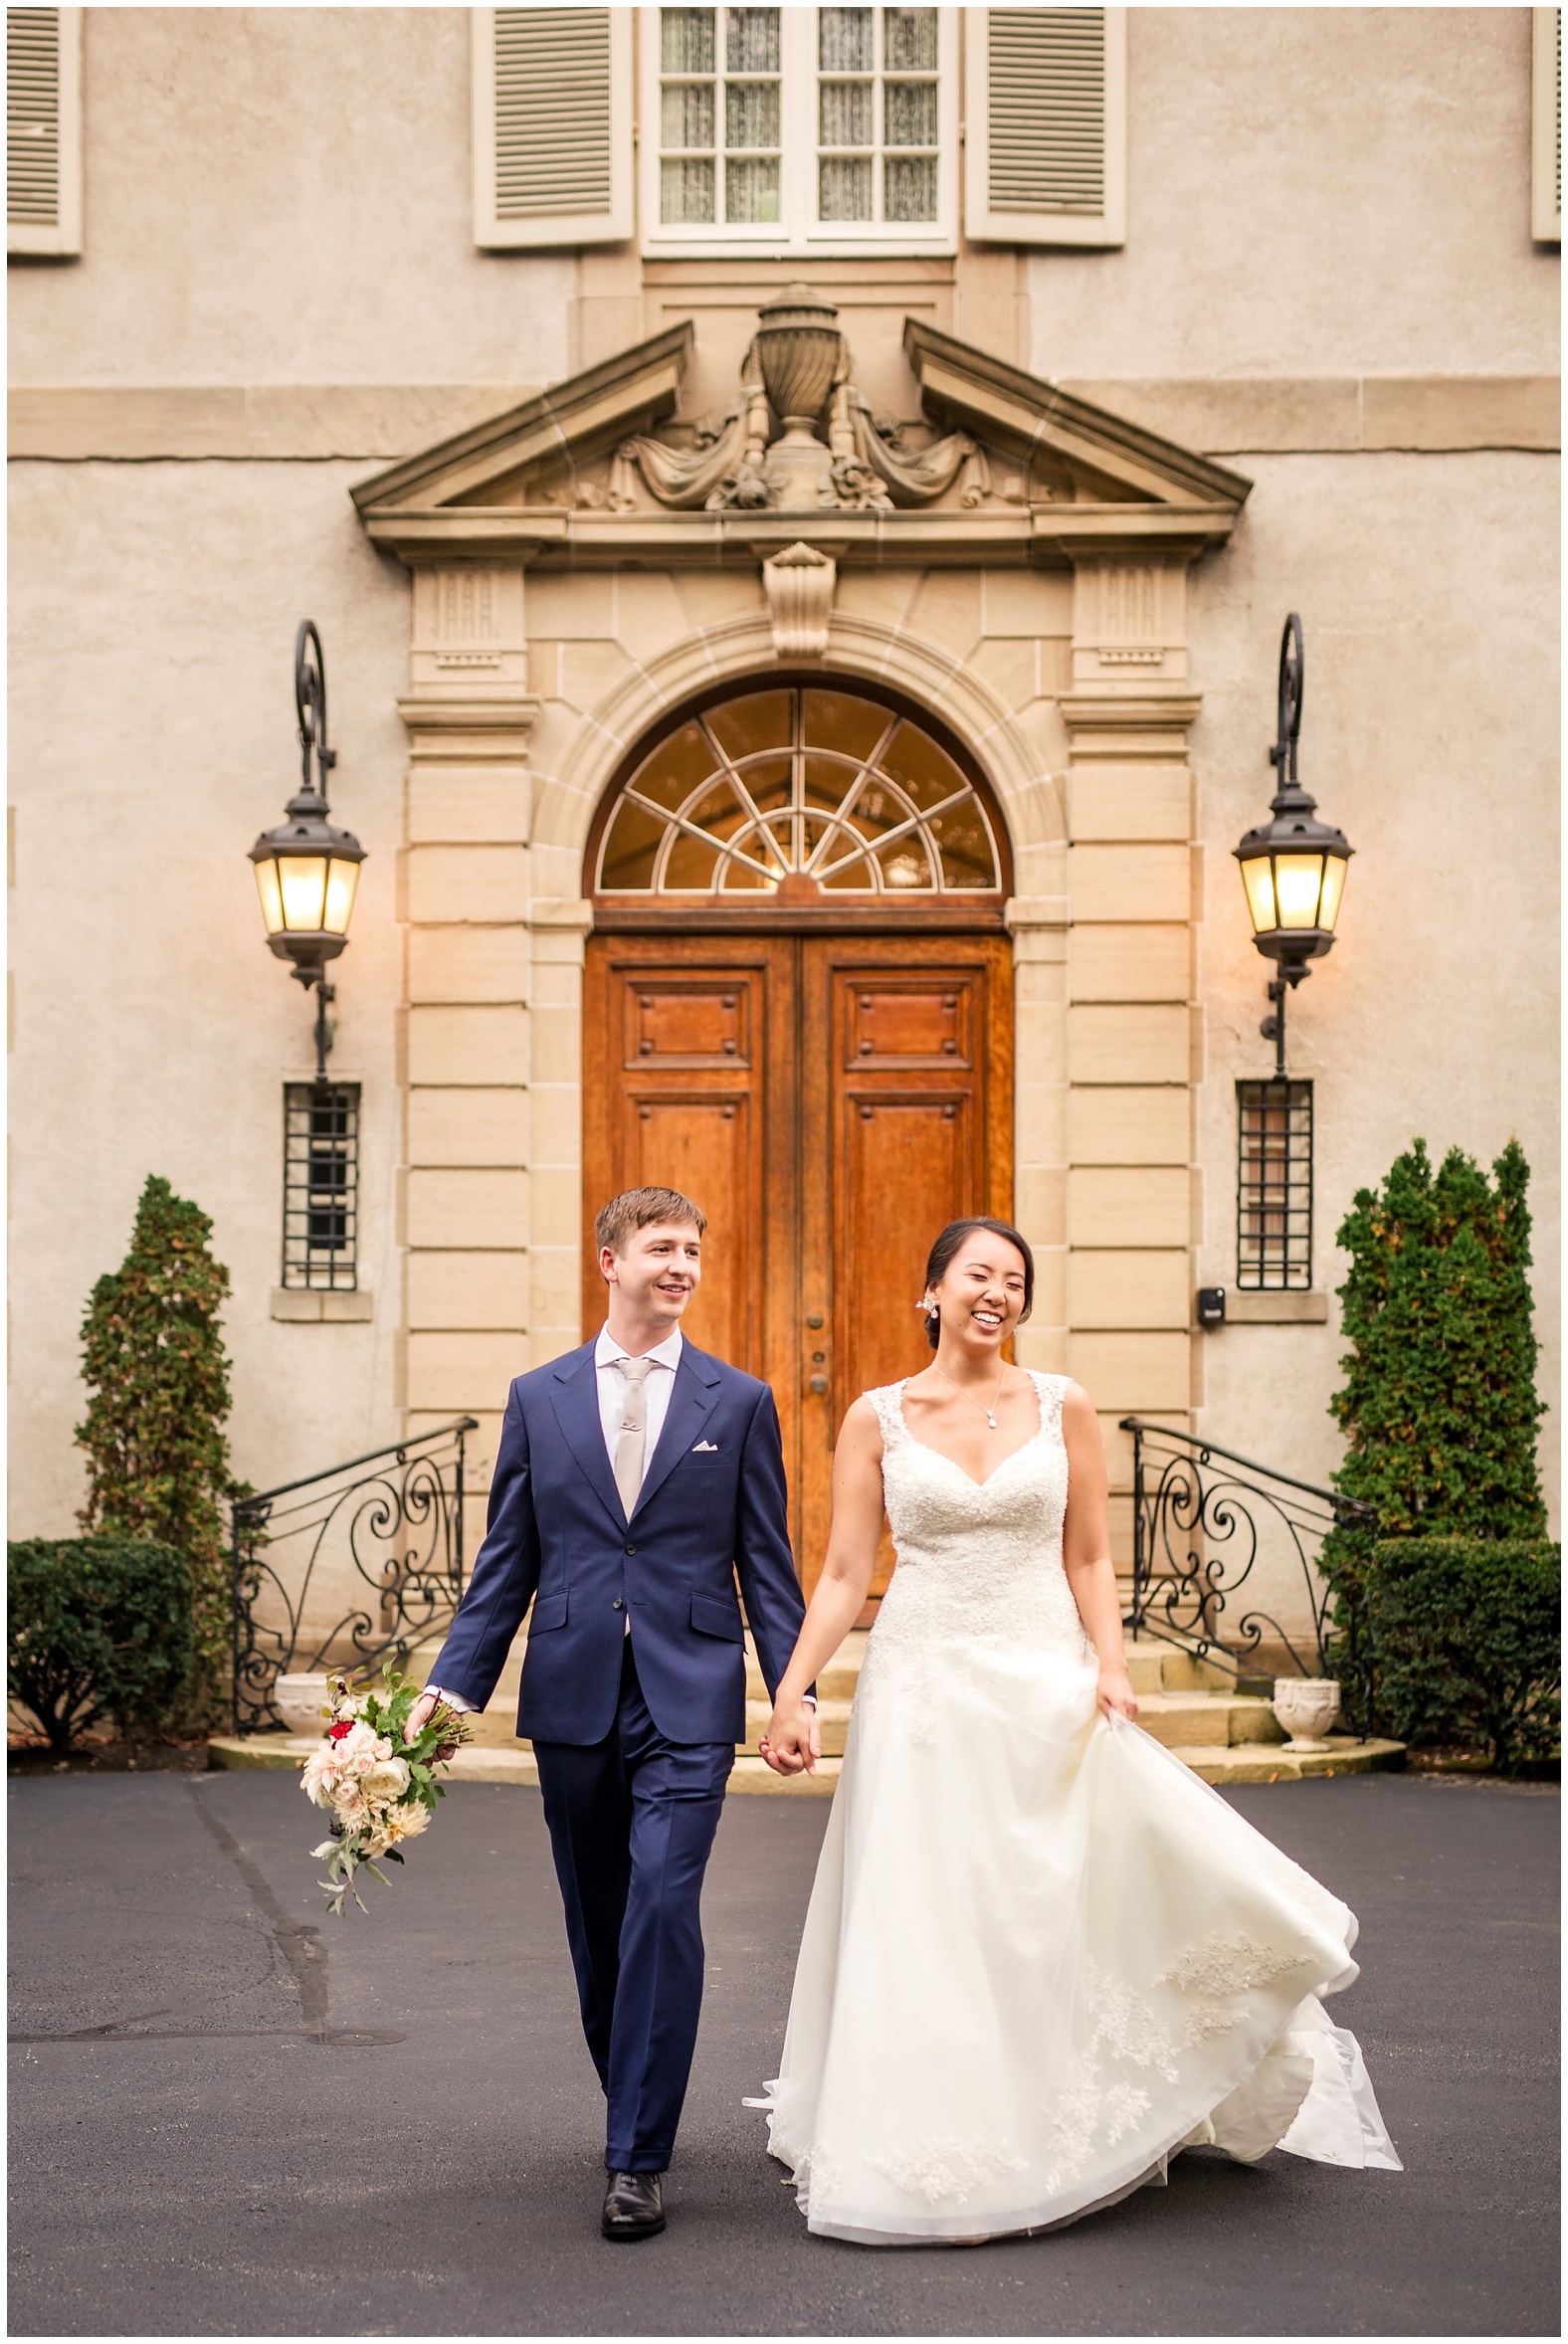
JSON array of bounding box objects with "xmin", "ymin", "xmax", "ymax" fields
[
  {"xmin": 75, "ymin": 1176, "xmax": 243, "ymax": 1726},
  {"xmin": 1321, "ymin": 1137, "xmax": 1549, "ymax": 1751},
  {"xmin": 1328, "ymin": 1136, "xmax": 1546, "ymax": 1543},
  {"xmin": 1362, "ymin": 1537, "xmax": 1560, "ymax": 1775},
  {"xmin": 7, "ymin": 1535, "xmax": 195, "ymax": 1752}
]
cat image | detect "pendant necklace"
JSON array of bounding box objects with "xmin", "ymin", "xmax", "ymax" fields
[{"xmin": 934, "ymin": 1361, "xmax": 1008, "ymax": 1430}]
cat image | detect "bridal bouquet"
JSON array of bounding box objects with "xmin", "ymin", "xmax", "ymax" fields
[{"xmin": 300, "ymin": 1669, "xmax": 473, "ymax": 1916}]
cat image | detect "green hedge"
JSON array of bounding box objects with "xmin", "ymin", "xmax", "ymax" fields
[
  {"xmin": 1363, "ymin": 1537, "xmax": 1560, "ymax": 1774},
  {"xmin": 7, "ymin": 1535, "xmax": 195, "ymax": 1753}
]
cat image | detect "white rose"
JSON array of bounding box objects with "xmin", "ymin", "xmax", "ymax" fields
[{"xmin": 360, "ymin": 1756, "xmax": 411, "ymax": 1803}]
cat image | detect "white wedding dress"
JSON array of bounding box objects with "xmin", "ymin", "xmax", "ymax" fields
[{"xmin": 756, "ymin": 1372, "xmax": 1401, "ymax": 2246}]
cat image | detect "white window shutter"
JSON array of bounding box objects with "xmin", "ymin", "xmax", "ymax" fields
[
  {"xmin": 964, "ymin": 7, "xmax": 1125, "ymax": 248},
  {"xmin": 8, "ymin": 6, "xmax": 82, "ymax": 257},
  {"xmin": 473, "ymin": 6, "xmax": 633, "ymax": 249},
  {"xmin": 1532, "ymin": 7, "xmax": 1561, "ymax": 243}
]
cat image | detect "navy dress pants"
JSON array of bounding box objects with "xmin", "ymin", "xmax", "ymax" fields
[{"xmin": 533, "ymin": 1637, "xmax": 734, "ymax": 2173}]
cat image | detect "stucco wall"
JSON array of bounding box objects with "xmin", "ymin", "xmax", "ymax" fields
[
  {"xmin": 1030, "ymin": 7, "xmax": 1558, "ymax": 380},
  {"xmin": 7, "ymin": 457, "xmax": 412, "ymax": 1533},
  {"xmin": 11, "ymin": 10, "xmax": 1557, "ymax": 397},
  {"xmin": 8, "ymin": 7, "xmax": 569, "ymax": 391},
  {"xmin": 1188, "ymin": 448, "xmax": 1560, "ymax": 1529}
]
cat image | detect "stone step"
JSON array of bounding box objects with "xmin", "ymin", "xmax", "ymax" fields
[
  {"xmin": 1132, "ymin": 1689, "xmax": 1285, "ymax": 1749},
  {"xmin": 1174, "ymin": 1738, "xmax": 1407, "ymax": 1784},
  {"xmin": 206, "ymin": 1731, "xmax": 1402, "ymax": 1791}
]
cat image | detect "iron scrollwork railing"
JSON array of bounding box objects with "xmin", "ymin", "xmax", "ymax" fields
[
  {"xmin": 1120, "ymin": 1417, "xmax": 1378, "ymax": 1732},
  {"xmin": 231, "ymin": 1418, "xmax": 479, "ymax": 1733}
]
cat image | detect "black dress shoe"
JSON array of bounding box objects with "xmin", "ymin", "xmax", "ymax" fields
[{"xmin": 601, "ymin": 2170, "xmax": 666, "ymax": 2241}]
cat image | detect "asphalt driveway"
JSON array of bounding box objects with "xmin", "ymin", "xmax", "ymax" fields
[{"xmin": 7, "ymin": 1767, "xmax": 1558, "ymax": 2337}]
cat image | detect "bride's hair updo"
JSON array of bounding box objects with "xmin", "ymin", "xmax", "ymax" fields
[{"xmin": 922, "ymin": 1218, "xmax": 1035, "ymax": 1347}]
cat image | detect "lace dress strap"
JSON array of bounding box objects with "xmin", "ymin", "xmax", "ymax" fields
[
  {"xmin": 864, "ymin": 1381, "xmax": 909, "ymax": 1451},
  {"xmin": 1029, "ymin": 1370, "xmax": 1071, "ymax": 1440}
]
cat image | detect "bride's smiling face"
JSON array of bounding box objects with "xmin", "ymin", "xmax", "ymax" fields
[{"xmin": 925, "ymin": 1239, "xmax": 1029, "ymax": 1351}]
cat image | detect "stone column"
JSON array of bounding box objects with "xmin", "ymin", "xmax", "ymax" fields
[
  {"xmin": 397, "ymin": 562, "xmax": 537, "ymax": 1482},
  {"xmin": 1062, "ymin": 554, "xmax": 1202, "ymax": 1570}
]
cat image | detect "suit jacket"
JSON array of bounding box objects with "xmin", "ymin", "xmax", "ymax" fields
[{"xmin": 427, "ymin": 1338, "xmax": 807, "ymax": 1746}]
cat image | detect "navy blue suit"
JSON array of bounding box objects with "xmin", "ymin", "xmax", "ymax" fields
[{"xmin": 428, "ymin": 1336, "xmax": 806, "ymax": 2171}]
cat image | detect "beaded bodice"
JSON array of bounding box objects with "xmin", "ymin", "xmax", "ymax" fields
[{"xmin": 863, "ymin": 1371, "xmax": 1090, "ymax": 1660}]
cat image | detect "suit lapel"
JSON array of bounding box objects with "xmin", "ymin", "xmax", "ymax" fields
[
  {"xmin": 547, "ymin": 1343, "xmax": 627, "ymax": 1534},
  {"xmin": 631, "ymin": 1344, "xmax": 722, "ymax": 1524}
]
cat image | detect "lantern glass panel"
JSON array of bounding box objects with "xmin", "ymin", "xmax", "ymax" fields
[
  {"xmin": 1240, "ymin": 854, "xmax": 1276, "ymax": 935},
  {"xmin": 254, "ymin": 858, "xmax": 285, "ymax": 935},
  {"xmin": 1317, "ymin": 854, "xmax": 1347, "ymax": 932},
  {"xmin": 279, "ymin": 856, "xmax": 329, "ymax": 931},
  {"xmin": 1274, "ymin": 852, "xmax": 1327, "ymax": 928},
  {"xmin": 323, "ymin": 858, "xmax": 360, "ymax": 936}
]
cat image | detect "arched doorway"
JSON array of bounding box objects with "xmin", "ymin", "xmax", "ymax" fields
[{"xmin": 582, "ymin": 679, "xmax": 1014, "ymax": 1605}]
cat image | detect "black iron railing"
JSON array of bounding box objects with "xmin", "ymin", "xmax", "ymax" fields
[
  {"xmin": 1120, "ymin": 1417, "xmax": 1377, "ymax": 1729},
  {"xmin": 231, "ymin": 1418, "xmax": 479, "ymax": 1733}
]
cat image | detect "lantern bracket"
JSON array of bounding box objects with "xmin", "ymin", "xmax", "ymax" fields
[
  {"xmin": 1268, "ymin": 610, "xmax": 1305, "ymax": 800},
  {"xmin": 294, "ymin": 619, "xmax": 337, "ymax": 803}
]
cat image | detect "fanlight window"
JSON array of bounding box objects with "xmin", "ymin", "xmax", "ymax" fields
[{"xmin": 596, "ymin": 687, "xmax": 1000, "ymax": 895}]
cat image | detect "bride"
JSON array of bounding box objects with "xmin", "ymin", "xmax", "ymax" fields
[{"xmin": 753, "ymin": 1216, "xmax": 1400, "ymax": 2246}]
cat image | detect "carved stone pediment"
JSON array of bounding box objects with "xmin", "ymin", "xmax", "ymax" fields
[{"xmin": 351, "ymin": 301, "xmax": 1250, "ymax": 568}]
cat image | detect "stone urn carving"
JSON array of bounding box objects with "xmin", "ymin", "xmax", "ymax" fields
[
  {"xmin": 754, "ymin": 283, "xmax": 845, "ymax": 426},
  {"xmin": 754, "ymin": 284, "xmax": 846, "ymax": 509},
  {"xmin": 1272, "ymin": 1676, "xmax": 1343, "ymax": 1750},
  {"xmin": 274, "ymin": 1671, "xmax": 332, "ymax": 1736}
]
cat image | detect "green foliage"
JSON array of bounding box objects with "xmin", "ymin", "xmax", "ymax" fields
[
  {"xmin": 75, "ymin": 1176, "xmax": 242, "ymax": 1724},
  {"xmin": 1321, "ymin": 1138, "xmax": 1553, "ymax": 1765},
  {"xmin": 1361, "ymin": 1537, "xmax": 1560, "ymax": 1775},
  {"xmin": 1328, "ymin": 1136, "xmax": 1546, "ymax": 1541},
  {"xmin": 7, "ymin": 1534, "xmax": 195, "ymax": 1752}
]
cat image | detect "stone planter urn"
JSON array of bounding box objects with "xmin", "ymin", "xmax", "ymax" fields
[
  {"xmin": 1272, "ymin": 1676, "xmax": 1343, "ymax": 1750},
  {"xmin": 754, "ymin": 283, "xmax": 845, "ymax": 508},
  {"xmin": 274, "ymin": 1672, "xmax": 332, "ymax": 1736}
]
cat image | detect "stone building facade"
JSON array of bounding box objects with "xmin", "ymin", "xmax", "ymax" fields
[{"xmin": 9, "ymin": 7, "xmax": 1561, "ymax": 1641}]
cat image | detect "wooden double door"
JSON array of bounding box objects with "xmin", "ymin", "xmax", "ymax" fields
[{"xmin": 583, "ymin": 930, "xmax": 1014, "ymax": 1602}]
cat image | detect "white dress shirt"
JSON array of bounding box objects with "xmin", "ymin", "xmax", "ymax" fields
[{"xmin": 594, "ymin": 1320, "xmax": 684, "ymax": 1488}]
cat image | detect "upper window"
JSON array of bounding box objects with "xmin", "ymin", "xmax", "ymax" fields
[
  {"xmin": 642, "ymin": 5, "xmax": 958, "ymax": 255},
  {"xmin": 595, "ymin": 687, "xmax": 1001, "ymax": 898}
]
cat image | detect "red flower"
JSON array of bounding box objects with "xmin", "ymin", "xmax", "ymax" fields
[{"xmin": 327, "ymin": 1719, "xmax": 353, "ymax": 1741}]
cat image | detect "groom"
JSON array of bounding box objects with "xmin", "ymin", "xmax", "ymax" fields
[{"xmin": 408, "ymin": 1186, "xmax": 811, "ymax": 2241}]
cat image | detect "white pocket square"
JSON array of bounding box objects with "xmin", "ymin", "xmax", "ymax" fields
[{"xmin": 691, "ymin": 1439, "xmax": 719, "ymax": 1453}]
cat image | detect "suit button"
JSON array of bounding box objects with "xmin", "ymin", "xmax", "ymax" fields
[
  {"xmin": 612, "ymin": 1597, "xmax": 625, "ymax": 1611},
  {"xmin": 625, "ymin": 1543, "xmax": 637, "ymax": 1555}
]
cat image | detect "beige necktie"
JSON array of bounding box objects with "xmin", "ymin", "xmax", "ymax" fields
[{"xmin": 614, "ymin": 1357, "xmax": 655, "ymax": 1519}]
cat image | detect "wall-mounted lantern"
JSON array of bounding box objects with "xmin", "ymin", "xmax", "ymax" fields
[
  {"xmin": 1234, "ymin": 614, "xmax": 1353, "ymax": 1075},
  {"xmin": 249, "ymin": 622, "xmax": 366, "ymax": 1079}
]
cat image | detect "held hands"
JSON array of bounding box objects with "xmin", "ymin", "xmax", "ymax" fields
[
  {"xmin": 1096, "ymin": 1665, "xmax": 1138, "ymax": 1724},
  {"xmin": 759, "ymin": 1699, "xmax": 822, "ymax": 1776}
]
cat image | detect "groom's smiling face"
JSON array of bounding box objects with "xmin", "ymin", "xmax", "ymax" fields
[{"xmin": 601, "ymin": 1219, "xmax": 703, "ymax": 1339}]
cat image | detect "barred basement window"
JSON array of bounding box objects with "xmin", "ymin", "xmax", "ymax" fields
[
  {"xmin": 1237, "ymin": 1079, "xmax": 1312, "ymax": 1290},
  {"xmin": 283, "ymin": 1083, "xmax": 360, "ymax": 1290}
]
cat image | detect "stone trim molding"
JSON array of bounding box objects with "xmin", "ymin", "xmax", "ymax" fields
[
  {"xmin": 270, "ymin": 1288, "xmax": 374, "ymax": 1322},
  {"xmin": 533, "ymin": 606, "xmax": 1066, "ymax": 871},
  {"xmin": 10, "ymin": 375, "xmax": 1557, "ymax": 462},
  {"xmin": 1217, "ymin": 1290, "xmax": 1330, "ymax": 1325}
]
